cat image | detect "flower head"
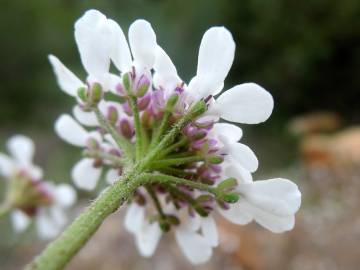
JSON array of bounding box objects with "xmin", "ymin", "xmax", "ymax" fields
[
  {"xmin": 49, "ymin": 9, "xmax": 301, "ymax": 264},
  {"xmin": 0, "ymin": 135, "xmax": 76, "ymax": 239}
]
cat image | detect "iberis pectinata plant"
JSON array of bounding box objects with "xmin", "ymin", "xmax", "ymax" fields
[{"xmin": 21, "ymin": 9, "xmax": 301, "ymax": 269}]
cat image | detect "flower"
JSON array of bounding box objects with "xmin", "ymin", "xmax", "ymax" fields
[
  {"xmin": 49, "ymin": 9, "xmax": 301, "ymax": 264},
  {"xmin": 0, "ymin": 135, "xmax": 76, "ymax": 239}
]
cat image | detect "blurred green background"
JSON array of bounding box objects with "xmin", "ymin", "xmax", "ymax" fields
[{"xmin": 1, "ymin": 0, "xmax": 360, "ymax": 269}]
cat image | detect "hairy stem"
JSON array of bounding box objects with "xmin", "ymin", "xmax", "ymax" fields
[
  {"xmin": 151, "ymin": 156, "xmax": 204, "ymax": 168},
  {"xmin": 25, "ymin": 173, "xmax": 144, "ymax": 270},
  {"xmin": 143, "ymin": 172, "xmax": 219, "ymax": 196}
]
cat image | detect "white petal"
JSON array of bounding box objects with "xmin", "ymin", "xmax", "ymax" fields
[
  {"xmin": 175, "ymin": 228, "xmax": 212, "ymax": 264},
  {"xmin": 135, "ymin": 221, "xmax": 162, "ymax": 257},
  {"xmin": 54, "ymin": 184, "xmax": 77, "ymax": 207},
  {"xmin": 201, "ymin": 216, "xmax": 218, "ymax": 247},
  {"xmin": 182, "ymin": 213, "xmax": 201, "ymax": 232},
  {"xmin": 54, "ymin": 114, "xmax": 89, "ymax": 147},
  {"xmin": 48, "ymin": 55, "xmax": 84, "ymax": 96},
  {"xmin": 153, "ymin": 46, "xmax": 181, "ymax": 90},
  {"xmin": 218, "ymin": 203, "xmax": 253, "ymax": 225},
  {"xmin": 74, "ymin": 10, "xmax": 111, "ymax": 77},
  {"xmin": 238, "ymin": 199, "xmax": 295, "ymax": 233},
  {"xmin": 6, "ymin": 135, "xmax": 35, "ymax": 165},
  {"xmin": 128, "ymin": 19, "xmax": 157, "ymax": 70},
  {"xmin": 228, "ymin": 143, "xmax": 258, "ymax": 173},
  {"xmin": 0, "ymin": 153, "xmax": 15, "ymax": 177},
  {"xmin": 236, "ymin": 178, "xmax": 301, "ymax": 217},
  {"xmin": 88, "ymin": 72, "xmax": 122, "ymax": 93},
  {"xmin": 216, "ymin": 83, "xmax": 274, "ymax": 124},
  {"xmin": 73, "ymin": 105, "xmax": 98, "ymax": 126},
  {"xmin": 188, "ymin": 27, "xmax": 235, "ymax": 99},
  {"xmin": 107, "ymin": 19, "xmax": 132, "ymax": 72},
  {"xmin": 212, "ymin": 123, "xmax": 242, "ymax": 142},
  {"xmin": 223, "ymin": 161, "xmax": 253, "ymax": 183},
  {"xmin": 124, "ymin": 203, "xmax": 145, "ymax": 233},
  {"xmin": 105, "ymin": 169, "xmax": 119, "ymax": 185},
  {"xmin": 11, "ymin": 210, "xmax": 31, "ymax": 232},
  {"xmin": 36, "ymin": 209, "xmax": 62, "ymax": 239},
  {"xmin": 71, "ymin": 158, "xmax": 101, "ymax": 190}
]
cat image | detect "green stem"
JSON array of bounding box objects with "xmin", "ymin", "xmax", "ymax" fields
[
  {"xmin": 127, "ymin": 96, "xmax": 143, "ymax": 161},
  {"xmin": 143, "ymin": 172, "xmax": 219, "ymax": 196},
  {"xmin": 151, "ymin": 156, "xmax": 204, "ymax": 168},
  {"xmin": 158, "ymin": 137, "xmax": 189, "ymax": 159},
  {"xmin": 149, "ymin": 111, "xmax": 171, "ymax": 150},
  {"xmin": 25, "ymin": 173, "xmax": 145, "ymax": 270},
  {"xmin": 93, "ymin": 107, "xmax": 133, "ymax": 164},
  {"xmin": 145, "ymin": 186, "xmax": 165, "ymax": 219},
  {"xmin": 84, "ymin": 149, "xmax": 124, "ymax": 167},
  {"xmin": 138, "ymin": 100, "xmax": 206, "ymax": 171}
]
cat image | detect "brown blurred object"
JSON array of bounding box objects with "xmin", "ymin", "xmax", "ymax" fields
[
  {"xmin": 289, "ymin": 112, "xmax": 360, "ymax": 187},
  {"xmin": 288, "ymin": 111, "xmax": 342, "ymax": 136}
]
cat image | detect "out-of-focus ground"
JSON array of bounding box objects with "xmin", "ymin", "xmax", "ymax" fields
[{"xmin": 1, "ymin": 113, "xmax": 360, "ymax": 270}]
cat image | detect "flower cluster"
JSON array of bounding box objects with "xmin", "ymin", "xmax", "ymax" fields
[
  {"xmin": 49, "ymin": 10, "xmax": 301, "ymax": 264},
  {"xmin": 0, "ymin": 135, "xmax": 76, "ymax": 239}
]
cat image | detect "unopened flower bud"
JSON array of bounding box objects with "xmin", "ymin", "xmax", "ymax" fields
[
  {"xmin": 119, "ymin": 118, "xmax": 134, "ymax": 139},
  {"xmin": 122, "ymin": 102, "xmax": 133, "ymax": 116},
  {"xmin": 137, "ymin": 92, "xmax": 151, "ymax": 111},
  {"xmin": 160, "ymin": 220, "xmax": 171, "ymax": 232},
  {"xmin": 89, "ymin": 83, "xmax": 103, "ymax": 105},
  {"xmin": 135, "ymin": 74, "xmax": 150, "ymax": 97},
  {"xmin": 107, "ymin": 106, "xmax": 118, "ymax": 125},
  {"xmin": 122, "ymin": 72, "xmax": 132, "ymax": 92},
  {"xmin": 77, "ymin": 87, "xmax": 88, "ymax": 102},
  {"xmin": 86, "ymin": 137, "xmax": 99, "ymax": 150},
  {"xmin": 217, "ymin": 178, "xmax": 237, "ymax": 191},
  {"xmin": 221, "ymin": 193, "xmax": 239, "ymax": 204},
  {"xmin": 166, "ymin": 215, "xmax": 180, "ymax": 226},
  {"xmin": 116, "ymin": 83, "xmax": 126, "ymax": 96},
  {"xmin": 208, "ymin": 155, "xmax": 224, "ymax": 164},
  {"xmin": 191, "ymin": 129, "xmax": 208, "ymax": 141}
]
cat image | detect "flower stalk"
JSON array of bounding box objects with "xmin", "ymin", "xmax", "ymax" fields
[
  {"xmin": 26, "ymin": 100, "xmax": 207, "ymax": 270},
  {"xmin": 25, "ymin": 173, "xmax": 144, "ymax": 270}
]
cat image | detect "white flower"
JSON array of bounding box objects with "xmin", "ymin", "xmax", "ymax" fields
[
  {"xmin": 0, "ymin": 135, "xmax": 42, "ymax": 179},
  {"xmin": 210, "ymin": 122, "xmax": 258, "ymax": 173},
  {"xmin": 174, "ymin": 214, "xmax": 218, "ymax": 264},
  {"xmin": 54, "ymin": 114, "xmax": 103, "ymax": 190},
  {"xmin": 49, "ymin": 10, "xmax": 158, "ymax": 99},
  {"xmin": 185, "ymin": 27, "xmax": 274, "ymax": 124},
  {"xmin": 49, "ymin": 9, "xmax": 302, "ymax": 265},
  {"xmin": 0, "ymin": 135, "xmax": 76, "ymax": 239},
  {"xmin": 124, "ymin": 201, "xmax": 218, "ymax": 264},
  {"xmin": 219, "ymin": 178, "xmax": 301, "ymax": 233}
]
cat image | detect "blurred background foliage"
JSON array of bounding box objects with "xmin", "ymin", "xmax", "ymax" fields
[
  {"xmin": 1, "ymin": 0, "xmax": 359, "ymax": 129},
  {"xmin": 1, "ymin": 1, "xmax": 360, "ymax": 269}
]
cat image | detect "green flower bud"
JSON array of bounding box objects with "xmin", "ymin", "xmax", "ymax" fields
[
  {"xmin": 208, "ymin": 155, "xmax": 224, "ymax": 164},
  {"xmin": 122, "ymin": 72, "xmax": 132, "ymax": 92},
  {"xmin": 77, "ymin": 87, "xmax": 88, "ymax": 102},
  {"xmin": 89, "ymin": 83, "xmax": 103, "ymax": 105},
  {"xmin": 221, "ymin": 193, "xmax": 240, "ymax": 204},
  {"xmin": 217, "ymin": 177, "xmax": 237, "ymax": 191}
]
